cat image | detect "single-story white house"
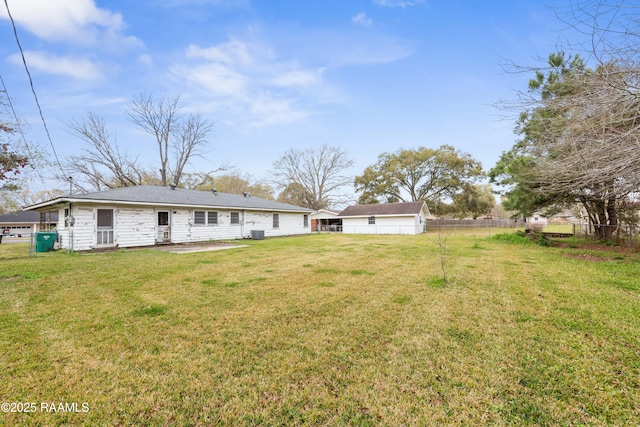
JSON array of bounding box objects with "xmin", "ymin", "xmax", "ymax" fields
[
  {"xmin": 0, "ymin": 210, "xmax": 58, "ymax": 237},
  {"xmin": 337, "ymin": 201, "xmax": 430, "ymax": 235},
  {"xmin": 25, "ymin": 185, "xmax": 313, "ymax": 251}
]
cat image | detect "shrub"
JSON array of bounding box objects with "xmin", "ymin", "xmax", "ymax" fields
[{"xmin": 491, "ymin": 231, "xmax": 532, "ymax": 245}]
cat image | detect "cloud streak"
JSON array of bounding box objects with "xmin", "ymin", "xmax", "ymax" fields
[
  {"xmin": 0, "ymin": 0, "xmax": 141, "ymax": 49},
  {"xmin": 8, "ymin": 51, "xmax": 104, "ymax": 81},
  {"xmin": 373, "ymin": 0, "xmax": 424, "ymax": 8},
  {"xmin": 352, "ymin": 12, "xmax": 373, "ymax": 28}
]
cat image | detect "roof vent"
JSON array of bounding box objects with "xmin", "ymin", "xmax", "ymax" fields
[
  {"xmin": 212, "ymin": 188, "xmax": 217, "ymax": 196},
  {"xmin": 243, "ymin": 192, "xmax": 250, "ymax": 197},
  {"xmin": 169, "ymin": 183, "xmax": 177, "ymax": 190}
]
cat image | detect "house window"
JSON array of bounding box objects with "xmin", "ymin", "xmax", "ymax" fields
[
  {"xmin": 273, "ymin": 213, "xmax": 280, "ymax": 228},
  {"xmin": 194, "ymin": 211, "xmax": 219, "ymax": 225},
  {"xmin": 368, "ymin": 216, "xmax": 376, "ymax": 224},
  {"xmin": 194, "ymin": 211, "xmax": 206, "ymax": 225},
  {"xmin": 303, "ymin": 214, "xmax": 309, "ymax": 228},
  {"xmin": 208, "ymin": 211, "xmax": 218, "ymax": 225},
  {"xmin": 230, "ymin": 212, "xmax": 240, "ymax": 225},
  {"xmin": 158, "ymin": 211, "xmax": 169, "ymax": 226}
]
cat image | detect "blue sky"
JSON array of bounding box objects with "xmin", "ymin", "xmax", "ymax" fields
[{"xmin": 1, "ymin": 0, "xmax": 584, "ymax": 194}]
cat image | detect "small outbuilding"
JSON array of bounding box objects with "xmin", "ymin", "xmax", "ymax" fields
[
  {"xmin": 338, "ymin": 201, "xmax": 429, "ymax": 235},
  {"xmin": 310, "ymin": 209, "xmax": 343, "ymax": 232},
  {"xmin": 24, "ymin": 185, "xmax": 313, "ymax": 251}
]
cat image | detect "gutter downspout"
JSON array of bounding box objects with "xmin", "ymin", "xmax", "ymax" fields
[{"xmin": 241, "ymin": 210, "xmax": 246, "ymax": 238}]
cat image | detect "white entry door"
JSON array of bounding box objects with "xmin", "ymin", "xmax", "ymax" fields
[{"xmin": 157, "ymin": 211, "xmax": 171, "ymax": 243}]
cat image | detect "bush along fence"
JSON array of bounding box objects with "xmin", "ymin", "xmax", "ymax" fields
[{"xmin": 574, "ymin": 223, "xmax": 639, "ymax": 248}]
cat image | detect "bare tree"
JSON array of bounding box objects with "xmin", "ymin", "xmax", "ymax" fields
[
  {"xmin": 493, "ymin": 52, "xmax": 640, "ymax": 240},
  {"xmin": 557, "ymin": 1, "xmax": 640, "ymax": 69},
  {"xmin": 526, "ymin": 65, "xmax": 640, "ymax": 238},
  {"xmin": 66, "ymin": 112, "xmax": 144, "ymax": 191},
  {"xmin": 126, "ymin": 93, "xmax": 179, "ymax": 186},
  {"xmin": 126, "ymin": 93, "xmax": 215, "ymax": 186},
  {"xmin": 169, "ymin": 112, "xmax": 214, "ymax": 186},
  {"xmin": 271, "ymin": 144, "xmax": 354, "ymax": 210}
]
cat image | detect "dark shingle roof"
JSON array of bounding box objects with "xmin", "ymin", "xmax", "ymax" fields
[
  {"xmin": 27, "ymin": 185, "xmax": 312, "ymax": 212},
  {"xmin": 0, "ymin": 210, "xmax": 58, "ymax": 223},
  {"xmin": 338, "ymin": 201, "xmax": 426, "ymax": 217}
]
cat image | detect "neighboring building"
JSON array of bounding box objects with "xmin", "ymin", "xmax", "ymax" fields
[
  {"xmin": 310, "ymin": 209, "xmax": 342, "ymax": 232},
  {"xmin": 526, "ymin": 212, "xmax": 549, "ymax": 226},
  {"xmin": 548, "ymin": 211, "xmax": 581, "ymax": 225},
  {"xmin": 337, "ymin": 201, "xmax": 430, "ymax": 235},
  {"xmin": 24, "ymin": 185, "xmax": 313, "ymax": 251},
  {"xmin": 0, "ymin": 210, "xmax": 58, "ymax": 236}
]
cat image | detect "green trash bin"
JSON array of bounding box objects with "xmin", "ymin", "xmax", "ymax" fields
[{"xmin": 35, "ymin": 232, "xmax": 58, "ymax": 252}]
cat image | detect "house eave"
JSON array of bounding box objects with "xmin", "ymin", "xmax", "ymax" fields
[
  {"xmin": 25, "ymin": 197, "xmax": 312, "ymax": 213},
  {"xmin": 339, "ymin": 213, "xmax": 420, "ymax": 219}
]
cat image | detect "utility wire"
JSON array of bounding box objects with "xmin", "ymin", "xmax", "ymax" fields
[
  {"xmin": 0, "ymin": 73, "xmax": 50, "ymax": 191},
  {"xmin": 3, "ymin": 0, "xmax": 67, "ymax": 178}
]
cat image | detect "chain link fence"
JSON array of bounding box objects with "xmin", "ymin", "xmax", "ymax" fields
[
  {"xmin": 426, "ymin": 219, "xmax": 639, "ymax": 248},
  {"xmin": 425, "ymin": 219, "xmax": 526, "ymax": 237}
]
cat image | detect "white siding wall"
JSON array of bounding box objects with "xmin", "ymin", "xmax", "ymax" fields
[
  {"xmin": 174, "ymin": 210, "xmax": 310, "ymax": 242},
  {"xmin": 262, "ymin": 211, "xmax": 310, "ymax": 238},
  {"xmin": 342, "ymin": 215, "xmax": 423, "ymax": 235},
  {"xmin": 61, "ymin": 203, "xmax": 311, "ymax": 250},
  {"xmin": 172, "ymin": 209, "xmax": 243, "ymax": 243},
  {"xmin": 115, "ymin": 207, "xmax": 156, "ymax": 248},
  {"xmin": 58, "ymin": 206, "xmax": 96, "ymax": 251}
]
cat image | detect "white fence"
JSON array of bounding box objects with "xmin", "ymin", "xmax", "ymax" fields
[{"xmin": 341, "ymin": 224, "xmax": 426, "ymax": 235}]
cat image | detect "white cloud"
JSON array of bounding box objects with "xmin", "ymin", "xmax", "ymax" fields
[
  {"xmin": 176, "ymin": 63, "xmax": 248, "ymax": 97},
  {"xmin": 373, "ymin": 0, "xmax": 424, "ymax": 8},
  {"xmin": 270, "ymin": 70, "xmax": 322, "ymax": 88},
  {"xmin": 172, "ymin": 29, "xmax": 410, "ymax": 128},
  {"xmin": 247, "ymin": 95, "xmax": 310, "ymax": 127},
  {"xmin": 138, "ymin": 54, "xmax": 155, "ymax": 67},
  {"xmin": 185, "ymin": 41, "xmax": 253, "ymax": 66},
  {"xmin": 331, "ymin": 42, "xmax": 412, "ymax": 67},
  {"xmin": 174, "ymin": 39, "xmax": 328, "ymax": 128},
  {"xmin": 0, "ymin": 0, "xmax": 141, "ymax": 48},
  {"xmin": 352, "ymin": 12, "xmax": 373, "ymax": 28},
  {"xmin": 158, "ymin": 0, "xmax": 250, "ymax": 7},
  {"xmin": 8, "ymin": 51, "xmax": 104, "ymax": 81}
]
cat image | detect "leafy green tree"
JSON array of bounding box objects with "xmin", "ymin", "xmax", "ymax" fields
[
  {"xmin": 276, "ymin": 182, "xmax": 313, "ymax": 207},
  {"xmin": 354, "ymin": 145, "xmax": 484, "ymax": 204},
  {"xmin": 449, "ymin": 184, "xmax": 496, "ymax": 219}
]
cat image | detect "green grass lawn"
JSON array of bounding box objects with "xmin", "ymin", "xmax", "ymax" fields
[{"xmin": 1, "ymin": 233, "xmax": 639, "ymax": 426}]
